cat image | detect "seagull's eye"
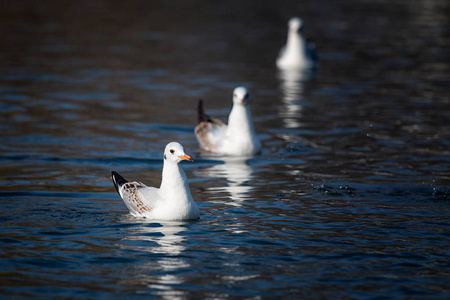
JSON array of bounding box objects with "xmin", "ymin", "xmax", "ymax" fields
[
  {"xmin": 170, "ymin": 149, "xmax": 175, "ymax": 154},
  {"xmin": 233, "ymin": 94, "xmax": 237, "ymax": 98}
]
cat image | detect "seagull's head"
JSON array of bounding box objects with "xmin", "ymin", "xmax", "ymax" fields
[
  {"xmin": 288, "ymin": 17, "xmax": 304, "ymax": 33},
  {"xmin": 232, "ymin": 86, "xmax": 250, "ymax": 106},
  {"xmin": 164, "ymin": 142, "xmax": 193, "ymax": 163}
]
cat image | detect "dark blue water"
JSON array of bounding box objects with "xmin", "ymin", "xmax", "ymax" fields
[{"xmin": 1, "ymin": 0, "xmax": 449, "ymax": 298}]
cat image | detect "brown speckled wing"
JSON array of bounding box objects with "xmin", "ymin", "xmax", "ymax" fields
[
  {"xmin": 195, "ymin": 99, "xmax": 227, "ymax": 152},
  {"xmin": 121, "ymin": 181, "xmax": 152, "ymax": 215},
  {"xmin": 195, "ymin": 117, "xmax": 226, "ymax": 152},
  {"xmin": 195, "ymin": 121, "xmax": 215, "ymax": 151}
]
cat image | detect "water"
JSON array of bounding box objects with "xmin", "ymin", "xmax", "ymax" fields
[{"xmin": 1, "ymin": 0, "xmax": 449, "ymax": 298}]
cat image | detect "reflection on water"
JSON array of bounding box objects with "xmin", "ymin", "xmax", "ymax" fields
[
  {"xmin": 123, "ymin": 221, "xmax": 187, "ymax": 256},
  {"xmin": 120, "ymin": 220, "xmax": 191, "ymax": 300},
  {"xmin": 201, "ymin": 157, "xmax": 254, "ymax": 205},
  {"xmin": 277, "ymin": 68, "xmax": 315, "ymax": 129}
]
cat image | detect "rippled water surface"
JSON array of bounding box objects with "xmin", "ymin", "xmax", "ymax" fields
[{"xmin": 1, "ymin": 0, "xmax": 449, "ymax": 299}]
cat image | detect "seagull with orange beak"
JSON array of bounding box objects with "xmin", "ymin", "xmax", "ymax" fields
[
  {"xmin": 195, "ymin": 86, "xmax": 261, "ymax": 156},
  {"xmin": 111, "ymin": 142, "xmax": 199, "ymax": 220}
]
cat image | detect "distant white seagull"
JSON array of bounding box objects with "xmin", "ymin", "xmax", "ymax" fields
[
  {"xmin": 276, "ymin": 17, "xmax": 318, "ymax": 69},
  {"xmin": 194, "ymin": 87, "xmax": 261, "ymax": 156},
  {"xmin": 111, "ymin": 142, "xmax": 199, "ymax": 220}
]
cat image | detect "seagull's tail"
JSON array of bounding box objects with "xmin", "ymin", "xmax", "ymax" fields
[
  {"xmin": 111, "ymin": 171, "xmax": 128, "ymax": 195},
  {"xmin": 198, "ymin": 99, "xmax": 206, "ymax": 123}
]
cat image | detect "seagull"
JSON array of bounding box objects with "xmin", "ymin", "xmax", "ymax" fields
[
  {"xmin": 276, "ymin": 17, "xmax": 318, "ymax": 69},
  {"xmin": 194, "ymin": 87, "xmax": 261, "ymax": 156},
  {"xmin": 111, "ymin": 142, "xmax": 199, "ymax": 220}
]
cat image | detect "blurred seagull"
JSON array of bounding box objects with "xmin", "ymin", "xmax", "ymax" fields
[
  {"xmin": 276, "ymin": 17, "xmax": 318, "ymax": 69},
  {"xmin": 195, "ymin": 87, "xmax": 261, "ymax": 156},
  {"xmin": 111, "ymin": 142, "xmax": 199, "ymax": 220}
]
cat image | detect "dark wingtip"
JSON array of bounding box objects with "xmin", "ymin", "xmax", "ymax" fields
[
  {"xmin": 111, "ymin": 170, "xmax": 128, "ymax": 195},
  {"xmin": 198, "ymin": 99, "xmax": 205, "ymax": 123}
]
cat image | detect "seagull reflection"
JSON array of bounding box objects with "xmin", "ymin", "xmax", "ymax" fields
[
  {"xmin": 277, "ymin": 68, "xmax": 313, "ymax": 129},
  {"xmin": 203, "ymin": 157, "xmax": 254, "ymax": 205},
  {"xmin": 123, "ymin": 220, "xmax": 188, "ymax": 256},
  {"xmin": 119, "ymin": 220, "xmax": 192, "ymax": 299}
]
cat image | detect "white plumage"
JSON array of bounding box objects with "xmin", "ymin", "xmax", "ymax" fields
[
  {"xmin": 195, "ymin": 87, "xmax": 261, "ymax": 156},
  {"xmin": 111, "ymin": 142, "xmax": 199, "ymax": 220},
  {"xmin": 276, "ymin": 17, "xmax": 318, "ymax": 69}
]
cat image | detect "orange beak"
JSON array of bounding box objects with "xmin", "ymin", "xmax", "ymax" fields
[
  {"xmin": 240, "ymin": 98, "xmax": 245, "ymax": 103},
  {"xmin": 179, "ymin": 154, "xmax": 194, "ymax": 162}
]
